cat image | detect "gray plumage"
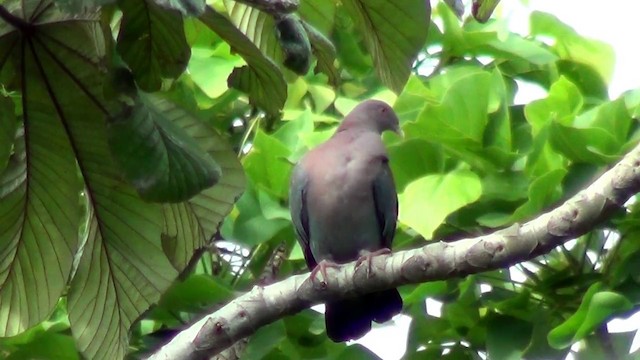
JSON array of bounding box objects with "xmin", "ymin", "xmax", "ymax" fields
[{"xmin": 289, "ymin": 99, "xmax": 403, "ymax": 342}]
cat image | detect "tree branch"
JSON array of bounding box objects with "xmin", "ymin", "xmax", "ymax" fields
[{"xmin": 149, "ymin": 142, "xmax": 640, "ymax": 360}]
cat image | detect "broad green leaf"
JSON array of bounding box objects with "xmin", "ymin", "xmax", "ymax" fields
[
  {"xmin": 244, "ymin": 130, "xmax": 292, "ymax": 199},
  {"xmin": 530, "ymin": 11, "xmax": 615, "ymax": 82},
  {"xmin": 153, "ymin": 0, "xmax": 206, "ymax": 16},
  {"xmin": 486, "ymin": 314, "xmax": 533, "ymax": 360},
  {"xmin": 548, "ymin": 285, "xmax": 632, "ymax": 348},
  {"xmin": 0, "ymin": 3, "xmax": 178, "ymax": 358},
  {"xmin": 393, "ymin": 75, "xmax": 435, "ymax": 124},
  {"xmin": 303, "ymin": 22, "xmax": 339, "ymax": 86},
  {"xmin": 557, "ymin": 60, "xmax": 608, "ymax": 102},
  {"xmin": 230, "ymin": 189, "xmax": 289, "ymax": 246},
  {"xmin": 153, "ymin": 274, "xmax": 234, "ymax": 319},
  {"xmin": 161, "ymin": 101, "xmax": 246, "ymax": 270},
  {"xmin": 525, "ymin": 76, "xmax": 583, "ymax": 135},
  {"xmin": 387, "ymin": 139, "xmax": 444, "ymax": 191},
  {"xmin": 342, "ymin": 0, "xmax": 431, "ymax": 92},
  {"xmin": 399, "ymin": 169, "xmax": 482, "ymax": 239},
  {"xmin": 117, "ymin": 0, "xmax": 190, "ymax": 91},
  {"xmin": 108, "ymin": 94, "xmax": 221, "ymax": 203},
  {"xmin": 407, "ymin": 71, "xmax": 492, "ymax": 146},
  {"xmin": 299, "ymin": 0, "xmax": 336, "ymax": 34},
  {"xmin": 549, "ymin": 123, "xmax": 620, "ymax": 164},
  {"xmin": 187, "ymin": 44, "xmax": 244, "ymax": 99},
  {"xmin": 0, "ymin": 94, "xmax": 16, "ymax": 171},
  {"xmin": 243, "ymin": 321, "xmax": 287, "ymax": 360},
  {"xmin": 5, "ymin": 332, "xmax": 79, "ymax": 360},
  {"xmin": 510, "ymin": 168, "xmax": 566, "ymax": 222},
  {"xmin": 224, "ymin": 0, "xmax": 283, "ymax": 65},
  {"xmin": 0, "ymin": 4, "xmax": 86, "ymax": 337},
  {"xmin": 200, "ymin": 7, "xmax": 287, "ymax": 116}
]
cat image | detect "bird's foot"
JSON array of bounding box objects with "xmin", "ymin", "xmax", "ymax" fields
[
  {"xmin": 310, "ymin": 260, "xmax": 340, "ymax": 287},
  {"xmin": 355, "ymin": 248, "xmax": 392, "ymax": 276}
]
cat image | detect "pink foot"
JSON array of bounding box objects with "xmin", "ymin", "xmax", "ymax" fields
[
  {"xmin": 355, "ymin": 248, "xmax": 392, "ymax": 275},
  {"xmin": 310, "ymin": 260, "xmax": 340, "ymax": 286}
]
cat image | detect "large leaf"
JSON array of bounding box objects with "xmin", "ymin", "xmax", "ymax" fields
[
  {"xmin": 199, "ymin": 7, "xmax": 286, "ymax": 116},
  {"xmin": 153, "ymin": 0, "xmax": 206, "ymax": 16},
  {"xmin": 0, "ymin": 94, "xmax": 16, "ymax": 171},
  {"xmin": 0, "ymin": 2, "xmax": 179, "ymax": 358},
  {"xmin": 0, "ymin": 2, "xmax": 86, "ymax": 337},
  {"xmin": 530, "ymin": 11, "xmax": 615, "ymax": 82},
  {"xmin": 107, "ymin": 93, "xmax": 221, "ymax": 203},
  {"xmin": 342, "ymin": 0, "xmax": 431, "ymax": 92},
  {"xmin": 398, "ymin": 169, "xmax": 482, "ymax": 239},
  {"xmin": 116, "ymin": 0, "xmax": 191, "ymax": 91},
  {"xmin": 161, "ymin": 97, "xmax": 246, "ymax": 270}
]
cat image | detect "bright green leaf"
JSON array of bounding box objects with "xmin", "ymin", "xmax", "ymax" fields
[{"xmin": 399, "ymin": 170, "xmax": 482, "ymax": 239}]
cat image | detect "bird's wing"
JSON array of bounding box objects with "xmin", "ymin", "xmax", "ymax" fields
[
  {"xmin": 372, "ymin": 159, "xmax": 399, "ymax": 249},
  {"xmin": 289, "ymin": 164, "xmax": 317, "ymax": 269}
]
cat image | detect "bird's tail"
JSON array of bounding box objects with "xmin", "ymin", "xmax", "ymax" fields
[{"xmin": 324, "ymin": 289, "xmax": 403, "ymax": 342}]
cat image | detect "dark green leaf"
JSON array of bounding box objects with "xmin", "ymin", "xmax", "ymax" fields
[
  {"xmin": 0, "ymin": 94, "xmax": 16, "ymax": 171},
  {"xmin": 153, "ymin": 0, "xmax": 206, "ymax": 16},
  {"xmin": 200, "ymin": 7, "xmax": 287, "ymax": 116},
  {"xmin": 486, "ymin": 314, "xmax": 533, "ymax": 360},
  {"xmin": 108, "ymin": 94, "xmax": 221, "ymax": 203},
  {"xmin": 117, "ymin": 0, "xmax": 191, "ymax": 91},
  {"xmin": 342, "ymin": 0, "xmax": 431, "ymax": 92}
]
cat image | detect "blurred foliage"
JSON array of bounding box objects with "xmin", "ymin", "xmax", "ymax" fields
[{"xmin": 0, "ymin": 0, "xmax": 639, "ymax": 359}]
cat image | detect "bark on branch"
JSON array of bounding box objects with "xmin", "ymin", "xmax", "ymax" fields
[{"xmin": 149, "ymin": 142, "xmax": 640, "ymax": 360}]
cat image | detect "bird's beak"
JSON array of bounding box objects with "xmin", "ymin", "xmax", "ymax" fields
[{"xmin": 394, "ymin": 125, "xmax": 404, "ymax": 138}]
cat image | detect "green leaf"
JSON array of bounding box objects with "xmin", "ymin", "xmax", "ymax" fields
[
  {"xmin": 0, "ymin": 4, "xmax": 88, "ymax": 337},
  {"xmin": 548, "ymin": 286, "xmax": 632, "ymax": 349},
  {"xmin": 299, "ymin": 0, "xmax": 336, "ymax": 35},
  {"xmin": 510, "ymin": 168, "xmax": 566, "ymax": 222},
  {"xmin": 108, "ymin": 93, "xmax": 222, "ymax": 203},
  {"xmin": 531, "ymin": 11, "xmax": 615, "ymax": 82},
  {"xmin": 152, "ymin": 0, "xmax": 206, "ymax": 16},
  {"xmin": 486, "ymin": 314, "xmax": 533, "ymax": 360},
  {"xmin": 6, "ymin": 332, "xmax": 80, "ymax": 360},
  {"xmin": 387, "ymin": 139, "xmax": 444, "ymax": 191},
  {"xmin": 187, "ymin": 44, "xmax": 244, "ymax": 99},
  {"xmin": 525, "ymin": 76, "xmax": 583, "ymax": 136},
  {"xmin": 154, "ymin": 274, "xmax": 234, "ymax": 318},
  {"xmin": 303, "ymin": 22, "xmax": 339, "ymax": 86},
  {"xmin": 117, "ymin": 0, "xmax": 191, "ymax": 91},
  {"xmin": 243, "ymin": 321, "xmax": 287, "ymax": 360},
  {"xmin": 399, "ymin": 169, "xmax": 482, "ymax": 239},
  {"xmin": 161, "ymin": 103, "xmax": 246, "ymax": 270},
  {"xmin": 342, "ymin": 0, "xmax": 431, "ymax": 92},
  {"xmin": 244, "ymin": 130, "xmax": 293, "ymax": 199},
  {"xmin": 200, "ymin": 7, "xmax": 287, "ymax": 116},
  {"xmin": 407, "ymin": 70, "xmax": 492, "ymax": 146},
  {"xmin": 0, "ymin": 94, "xmax": 16, "ymax": 171}
]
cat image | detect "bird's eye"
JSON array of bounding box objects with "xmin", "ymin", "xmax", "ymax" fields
[{"xmin": 380, "ymin": 107, "xmax": 387, "ymax": 113}]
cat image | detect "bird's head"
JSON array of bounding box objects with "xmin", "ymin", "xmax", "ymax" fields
[{"xmin": 338, "ymin": 100, "xmax": 403, "ymax": 136}]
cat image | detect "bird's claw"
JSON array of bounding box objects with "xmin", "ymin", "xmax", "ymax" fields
[
  {"xmin": 310, "ymin": 260, "xmax": 340, "ymax": 287},
  {"xmin": 355, "ymin": 248, "xmax": 392, "ymax": 276}
]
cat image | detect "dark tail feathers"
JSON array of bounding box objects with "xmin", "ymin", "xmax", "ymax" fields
[{"xmin": 324, "ymin": 288, "xmax": 402, "ymax": 342}]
